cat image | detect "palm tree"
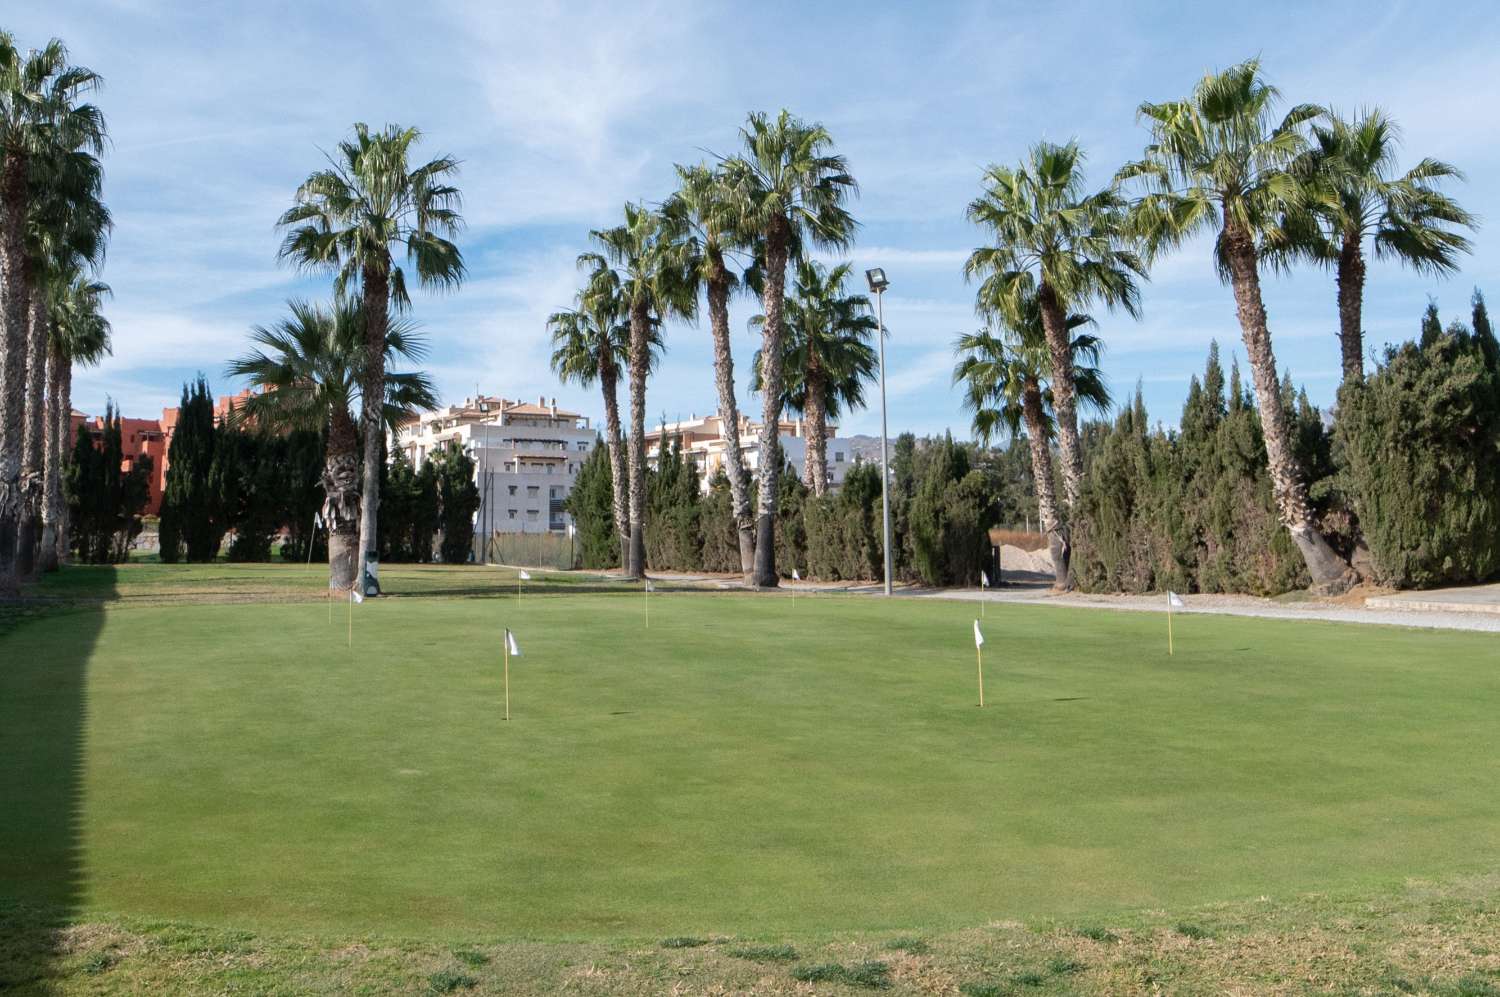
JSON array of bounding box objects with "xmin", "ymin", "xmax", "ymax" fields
[
  {"xmin": 278, "ymin": 123, "xmax": 464, "ymax": 595},
  {"xmin": 964, "ymin": 141, "xmax": 1144, "ymax": 588},
  {"xmin": 0, "ymin": 32, "xmax": 104, "ymax": 589},
  {"xmin": 953, "ymin": 298, "xmax": 1108, "ymax": 589},
  {"xmin": 549, "ymin": 259, "xmax": 662, "ymax": 571},
  {"xmin": 723, "ymin": 110, "xmax": 857, "ymax": 586},
  {"xmin": 1119, "ymin": 58, "xmax": 1352, "ymax": 592},
  {"xmin": 673, "ymin": 162, "xmax": 758, "ymax": 577},
  {"xmin": 20, "ymin": 139, "xmax": 109, "ymax": 575},
  {"xmin": 1290, "ymin": 109, "xmax": 1474, "ymax": 384},
  {"xmin": 226, "ymin": 299, "xmax": 436, "ymax": 591},
  {"xmin": 750, "ymin": 259, "xmax": 878, "ymax": 496},
  {"xmin": 580, "ymin": 202, "xmax": 695, "ymax": 579},
  {"xmin": 40, "ymin": 267, "xmax": 110, "ymax": 570}
]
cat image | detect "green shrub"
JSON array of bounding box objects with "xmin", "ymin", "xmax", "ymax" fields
[
  {"xmin": 659, "ymin": 936, "xmax": 709, "ymax": 949},
  {"xmin": 426, "ymin": 969, "xmax": 476, "ymax": 993},
  {"xmin": 1337, "ymin": 301, "xmax": 1500, "ymax": 588},
  {"xmin": 792, "ymin": 961, "xmax": 891, "ymax": 988}
]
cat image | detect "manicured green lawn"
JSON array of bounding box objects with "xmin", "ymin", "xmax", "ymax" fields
[{"xmin": 3, "ymin": 563, "xmax": 1499, "ymax": 943}]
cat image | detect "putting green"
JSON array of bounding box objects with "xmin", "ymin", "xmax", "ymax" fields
[{"xmin": 3, "ymin": 564, "xmax": 1498, "ymax": 940}]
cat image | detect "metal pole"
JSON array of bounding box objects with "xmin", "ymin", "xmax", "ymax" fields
[{"xmin": 876, "ymin": 288, "xmax": 893, "ymax": 597}]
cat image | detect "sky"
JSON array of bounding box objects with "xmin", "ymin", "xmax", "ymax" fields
[{"xmin": 18, "ymin": 0, "xmax": 1500, "ymax": 438}]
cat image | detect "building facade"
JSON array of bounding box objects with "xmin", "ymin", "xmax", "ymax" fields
[
  {"xmin": 643, "ymin": 413, "xmax": 853, "ymax": 494},
  {"xmin": 392, "ymin": 395, "xmax": 596, "ymax": 539}
]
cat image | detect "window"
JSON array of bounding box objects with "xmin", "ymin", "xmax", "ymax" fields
[
  {"xmin": 508, "ymin": 485, "xmax": 517, "ymax": 496},
  {"xmin": 835, "ymin": 451, "xmax": 845, "ymax": 463},
  {"xmin": 550, "ymin": 486, "xmax": 563, "ymax": 497},
  {"xmin": 507, "ymin": 509, "xmax": 517, "ymax": 519},
  {"xmin": 526, "ymin": 509, "xmax": 539, "ymax": 520},
  {"xmin": 527, "ymin": 485, "xmax": 539, "ymax": 497},
  {"xmin": 546, "ymin": 464, "xmax": 555, "ymax": 474},
  {"xmin": 577, "ymin": 441, "xmax": 587, "ymax": 451}
]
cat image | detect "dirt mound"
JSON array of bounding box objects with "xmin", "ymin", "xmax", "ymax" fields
[{"xmin": 1000, "ymin": 544, "xmax": 1053, "ymax": 576}]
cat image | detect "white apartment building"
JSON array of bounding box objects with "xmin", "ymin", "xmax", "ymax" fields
[
  {"xmin": 643, "ymin": 413, "xmax": 853, "ymax": 494},
  {"xmin": 393, "ymin": 395, "xmax": 596, "ymax": 538}
]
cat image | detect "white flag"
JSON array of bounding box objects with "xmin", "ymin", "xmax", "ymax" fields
[
  {"xmin": 973, "ymin": 619, "xmax": 985, "ymax": 648},
  {"xmin": 1168, "ymin": 591, "xmax": 1184, "ymax": 609},
  {"xmin": 792, "ymin": 568, "xmax": 801, "ymax": 581},
  {"xmin": 980, "ymin": 569, "xmax": 989, "ymax": 588},
  {"xmin": 351, "ymin": 589, "xmax": 364, "ymax": 604},
  {"xmin": 645, "ymin": 579, "xmax": 655, "ymax": 593},
  {"xmin": 505, "ymin": 629, "xmax": 521, "ymax": 657},
  {"xmin": 313, "ymin": 511, "xmax": 324, "ymax": 530},
  {"xmin": 519, "ymin": 570, "xmax": 532, "ymax": 581}
]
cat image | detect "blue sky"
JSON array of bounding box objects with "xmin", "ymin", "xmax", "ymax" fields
[{"xmin": 20, "ymin": 0, "xmax": 1500, "ymax": 437}]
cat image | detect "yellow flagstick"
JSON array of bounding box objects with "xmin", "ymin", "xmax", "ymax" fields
[
  {"xmin": 973, "ymin": 619, "xmax": 985, "ymax": 707},
  {"xmin": 644, "ymin": 580, "xmax": 650, "ymax": 629},
  {"xmin": 976, "ymin": 644, "xmax": 985, "ymax": 707},
  {"xmin": 347, "ymin": 587, "xmax": 353, "ymax": 649},
  {"xmin": 1168, "ymin": 601, "xmax": 1174, "ymax": 655},
  {"xmin": 503, "ymin": 630, "xmax": 511, "ymax": 722}
]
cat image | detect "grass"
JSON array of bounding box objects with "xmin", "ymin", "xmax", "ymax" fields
[{"xmin": 3, "ymin": 561, "xmax": 1500, "ymax": 992}]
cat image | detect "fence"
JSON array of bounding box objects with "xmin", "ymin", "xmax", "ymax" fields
[{"xmin": 482, "ymin": 531, "xmax": 579, "ymax": 570}]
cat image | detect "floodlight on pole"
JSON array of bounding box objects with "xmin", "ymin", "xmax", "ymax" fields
[{"xmin": 865, "ymin": 267, "xmax": 893, "ymax": 597}]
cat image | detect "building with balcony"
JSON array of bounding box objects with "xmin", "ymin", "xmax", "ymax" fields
[
  {"xmin": 643, "ymin": 413, "xmax": 853, "ymax": 494},
  {"xmin": 392, "ymin": 395, "xmax": 596, "ymax": 541}
]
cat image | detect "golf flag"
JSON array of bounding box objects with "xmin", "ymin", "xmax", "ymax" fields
[
  {"xmin": 502, "ymin": 628, "xmax": 519, "ymax": 720},
  {"xmin": 791, "ymin": 568, "xmax": 800, "ymax": 581},
  {"xmin": 980, "ymin": 569, "xmax": 989, "ymax": 588},
  {"xmin": 645, "ymin": 579, "xmax": 655, "ymax": 593},
  {"xmin": 351, "ymin": 589, "xmax": 364, "ymax": 604},
  {"xmin": 519, "ymin": 570, "xmax": 532, "ymax": 581},
  {"xmin": 973, "ymin": 619, "xmax": 986, "ymax": 707},
  {"xmin": 1166, "ymin": 591, "xmax": 1182, "ymax": 654}
]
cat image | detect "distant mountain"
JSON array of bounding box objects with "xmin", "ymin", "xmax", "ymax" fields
[{"xmin": 840, "ymin": 434, "xmax": 891, "ymax": 465}]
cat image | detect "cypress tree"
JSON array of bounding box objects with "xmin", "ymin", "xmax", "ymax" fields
[{"xmin": 159, "ymin": 377, "xmax": 223, "ymax": 562}]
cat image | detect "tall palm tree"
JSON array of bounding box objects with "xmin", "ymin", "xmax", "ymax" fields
[
  {"xmin": 0, "ymin": 32, "xmax": 104, "ymax": 590},
  {"xmin": 40, "ymin": 267, "xmax": 109, "ymax": 570},
  {"xmin": 548, "ymin": 260, "xmax": 662, "ymax": 571},
  {"xmin": 226, "ymin": 299, "xmax": 436, "ymax": 591},
  {"xmin": 953, "ymin": 298, "xmax": 1108, "ymax": 590},
  {"xmin": 673, "ymin": 162, "xmax": 758, "ymax": 577},
  {"xmin": 1291, "ymin": 109, "xmax": 1474, "ymax": 384},
  {"xmin": 723, "ymin": 110, "xmax": 857, "ymax": 586},
  {"xmin": 20, "ymin": 141, "xmax": 109, "ymax": 574},
  {"xmin": 750, "ymin": 259, "xmax": 877, "ymax": 496},
  {"xmin": 964, "ymin": 141, "xmax": 1144, "ymax": 587},
  {"xmin": 278, "ymin": 123, "xmax": 464, "ymax": 596},
  {"xmin": 580, "ymin": 202, "xmax": 695, "ymax": 579},
  {"xmin": 1119, "ymin": 58, "xmax": 1352, "ymax": 592}
]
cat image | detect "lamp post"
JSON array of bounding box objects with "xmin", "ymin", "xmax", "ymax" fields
[{"xmin": 865, "ymin": 267, "xmax": 893, "ymax": 596}]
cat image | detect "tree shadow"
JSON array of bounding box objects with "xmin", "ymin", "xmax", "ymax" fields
[{"xmin": 0, "ymin": 565, "xmax": 114, "ymax": 993}]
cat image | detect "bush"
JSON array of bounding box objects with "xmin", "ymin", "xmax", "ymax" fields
[
  {"xmin": 433, "ymin": 443, "xmax": 480, "ymax": 564},
  {"xmin": 1337, "ymin": 301, "xmax": 1500, "ymax": 588}
]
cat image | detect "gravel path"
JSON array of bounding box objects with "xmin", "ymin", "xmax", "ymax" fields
[{"xmin": 624, "ymin": 568, "xmax": 1500, "ymax": 634}]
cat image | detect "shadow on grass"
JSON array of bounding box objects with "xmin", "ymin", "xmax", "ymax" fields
[{"xmin": 0, "ymin": 565, "xmax": 114, "ymax": 993}]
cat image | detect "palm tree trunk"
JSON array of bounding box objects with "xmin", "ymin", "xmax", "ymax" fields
[
  {"xmin": 625, "ymin": 298, "xmax": 650, "ymax": 579},
  {"xmin": 357, "ymin": 263, "xmax": 389, "ymax": 596},
  {"xmin": 597, "ymin": 349, "xmax": 630, "ymax": 571},
  {"xmin": 17, "ymin": 290, "xmax": 47, "ymax": 576},
  {"xmin": 1336, "ymin": 232, "xmax": 1366, "ymax": 385},
  {"xmin": 40, "ymin": 335, "xmax": 64, "ymax": 571},
  {"xmin": 0, "ymin": 149, "xmax": 30, "ymax": 592},
  {"xmin": 323, "ymin": 406, "xmax": 361, "ymax": 591},
  {"xmin": 752, "ymin": 229, "xmax": 790, "ymax": 587},
  {"xmin": 1035, "ymin": 281, "xmax": 1080, "ymax": 589},
  {"xmin": 1021, "ymin": 383, "xmax": 1067, "ymax": 589},
  {"xmin": 705, "ymin": 256, "xmax": 755, "ymax": 577},
  {"xmin": 1223, "ymin": 225, "xmax": 1352, "ymax": 593},
  {"xmin": 52, "ymin": 352, "xmax": 72, "ymax": 566},
  {"xmin": 803, "ymin": 362, "xmax": 828, "ymax": 497}
]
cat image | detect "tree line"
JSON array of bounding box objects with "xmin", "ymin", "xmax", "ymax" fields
[
  {"xmin": 152, "ymin": 374, "xmax": 479, "ymax": 568},
  {"xmin": 9, "ymin": 30, "xmax": 1488, "ymax": 597}
]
